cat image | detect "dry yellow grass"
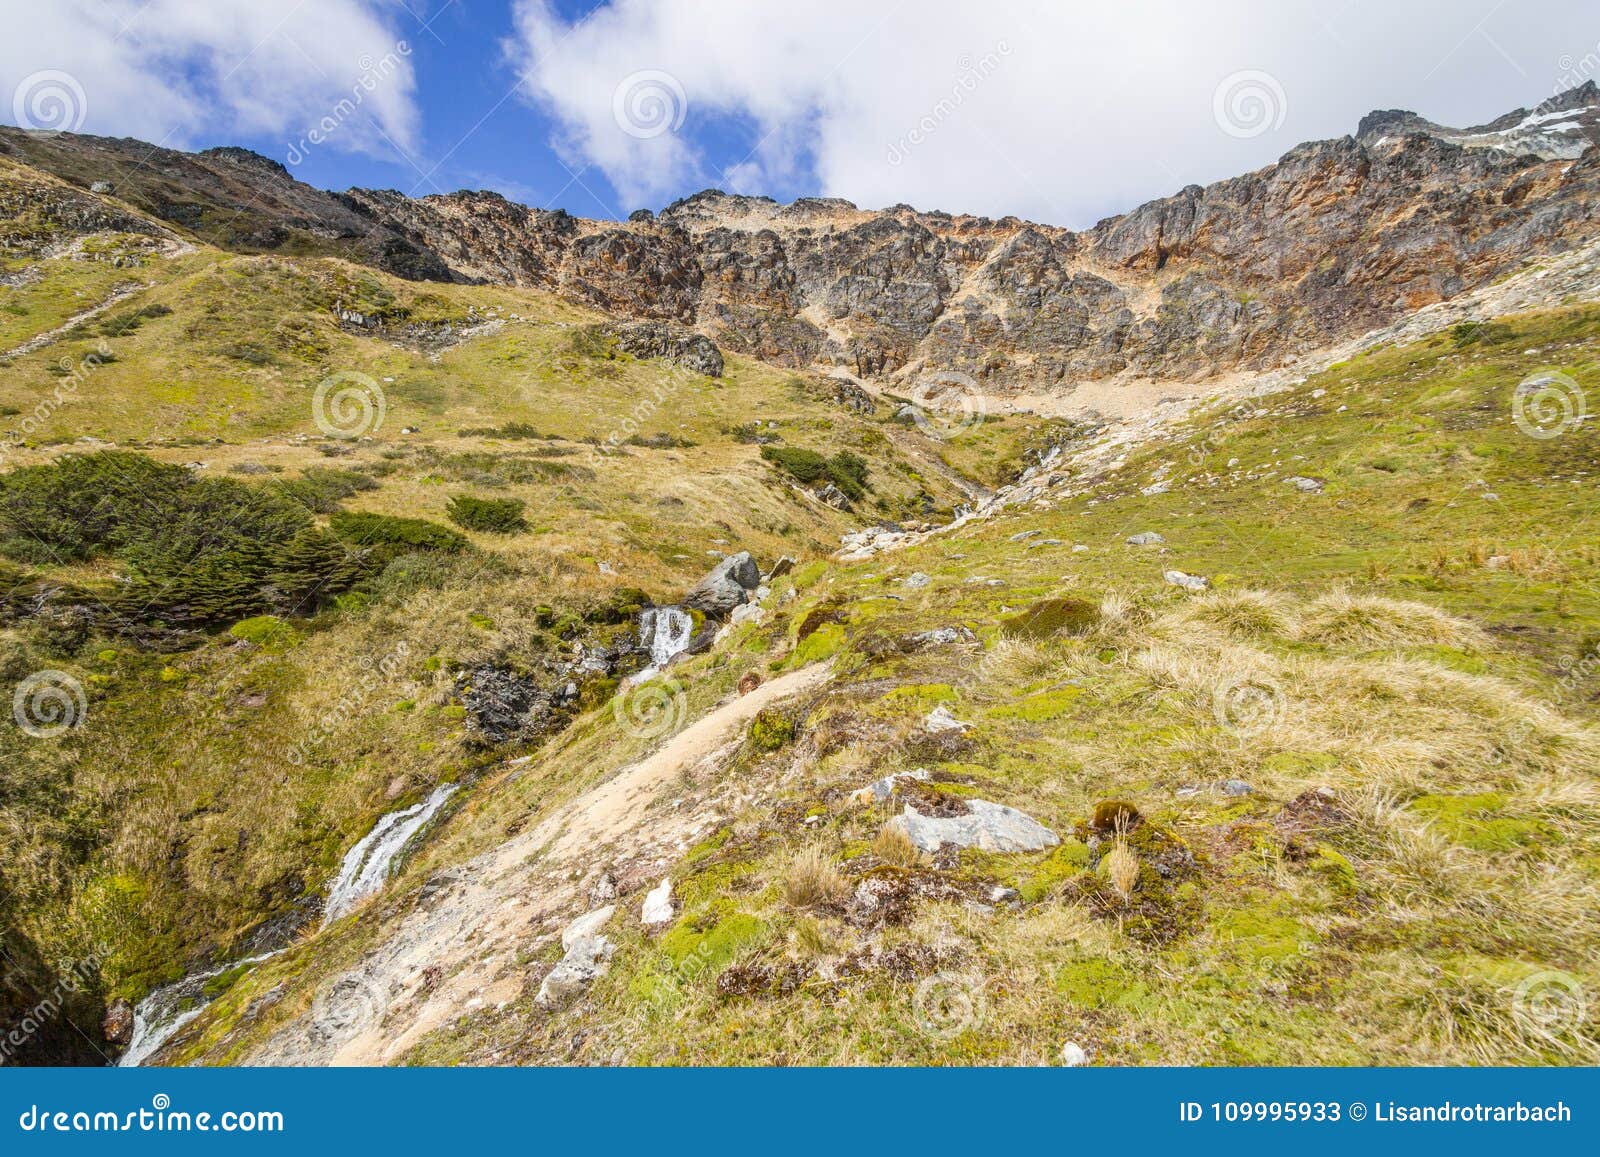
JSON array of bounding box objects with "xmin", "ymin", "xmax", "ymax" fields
[
  {"xmin": 873, "ymin": 822, "xmax": 922, "ymax": 868},
  {"xmin": 782, "ymin": 844, "xmax": 850, "ymax": 910}
]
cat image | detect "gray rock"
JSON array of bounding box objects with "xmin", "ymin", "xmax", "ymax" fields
[
  {"xmin": 89, "ymin": 180, "xmax": 115, "ymax": 195},
  {"xmin": 1126, "ymin": 531, "xmax": 1165, "ymax": 546},
  {"xmin": 1009, "ymin": 529, "xmax": 1041, "ymax": 541},
  {"xmin": 902, "ymin": 571, "xmax": 932, "ymax": 588},
  {"xmin": 889, "ymin": 799, "xmax": 1060, "ymax": 853},
  {"xmin": 538, "ymin": 906, "xmax": 619, "ymax": 1006},
  {"xmin": 605, "ymin": 320, "xmax": 724, "ymax": 377},
  {"xmin": 682, "ymin": 550, "xmax": 761, "ymax": 615},
  {"xmin": 1220, "ymin": 779, "xmax": 1253, "ymax": 796},
  {"xmin": 536, "ymin": 935, "xmax": 615, "ymax": 1006},
  {"xmin": 851, "ymin": 767, "xmax": 931, "ymax": 804},
  {"xmin": 1285, "ymin": 476, "xmax": 1324, "ymax": 493},
  {"xmin": 1164, "ymin": 569, "xmax": 1209, "ymax": 592},
  {"xmin": 561, "ymin": 905, "xmax": 616, "ymax": 950}
]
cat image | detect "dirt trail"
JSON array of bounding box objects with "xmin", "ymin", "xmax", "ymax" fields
[
  {"xmin": 240, "ymin": 661, "xmax": 833, "ymax": 1066},
  {"xmin": 1, "ymin": 280, "xmax": 146, "ymax": 360}
]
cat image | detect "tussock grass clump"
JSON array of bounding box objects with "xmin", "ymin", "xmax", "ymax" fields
[
  {"xmin": 1105, "ymin": 842, "xmax": 1139, "ymax": 901},
  {"xmin": 1175, "ymin": 588, "xmax": 1293, "ymax": 639},
  {"xmin": 1297, "ymin": 591, "xmax": 1486, "ymax": 650},
  {"xmin": 873, "ymin": 822, "xmax": 921, "ymax": 868},
  {"xmin": 782, "ymin": 845, "xmax": 850, "ymax": 910}
]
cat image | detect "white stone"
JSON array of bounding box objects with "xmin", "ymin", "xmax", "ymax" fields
[
  {"xmin": 641, "ymin": 879, "xmax": 674, "ymax": 927},
  {"xmin": 924, "ymin": 705, "xmax": 971, "ymax": 733},
  {"xmin": 851, "ymin": 768, "xmax": 931, "ymax": 805},
  {"xmin": 1060, "ymin": 1041, "xmax": 1090, "ymax": 1067},
  {"xmin": 1164, "ymin": 569, "xmax": 1210, "ymax": 592}
]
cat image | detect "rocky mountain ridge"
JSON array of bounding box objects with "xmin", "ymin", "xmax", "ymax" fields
[{"xmin": 4, "ymin": 86, "xmax": 1599, "ymax": 398}]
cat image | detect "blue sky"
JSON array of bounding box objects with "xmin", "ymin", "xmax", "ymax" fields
[{"xmin": 4, "ymin": 1, "xmax": 1599, "ymax": 228}]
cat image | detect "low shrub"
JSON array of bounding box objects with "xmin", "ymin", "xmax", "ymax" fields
[{"xmin": 445, "ymin": 494, "xmax": 527, "ymax": 534}]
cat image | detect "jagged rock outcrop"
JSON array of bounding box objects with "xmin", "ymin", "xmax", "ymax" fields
[
  {"xmin": 604, "ymin": 320, "xmax": 724, "ymax": 377},
  {"xmin": 5, "ymin": 88, "xmax": 1598, "ymax": 394}
]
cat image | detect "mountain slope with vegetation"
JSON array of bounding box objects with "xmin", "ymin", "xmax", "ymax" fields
[{"xmin": 1, "ymin": 100, "xmax": 1597, "ymax": 1066}]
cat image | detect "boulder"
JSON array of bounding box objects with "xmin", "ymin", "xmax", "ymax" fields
[
  {"xmin": 889, "ymin": 799, "xmax": 1060, "ymax": 854},
  {"xmin": 536, "ymin": 936, "xmax": 615, "ymax": 1007},
  {"xmin": 683, "ymin": 551, "xmax": 761, "ymax": 615},
  {"xmin": 561, "ymin": 904, "xmax": 616, "ymax": 951},
  {"xmin": 1126, "ymin": 531, "xmax": 1165, "ymax": 546},
  {"xmin": 102, "ymin": 999, "xmax": 134, "ymax": 1047},
  {"xmin": 1164, "ymin": 569, "xmax": 1210, "ymax": 592}
]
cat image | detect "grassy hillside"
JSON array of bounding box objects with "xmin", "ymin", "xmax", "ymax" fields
[
  {"xmin": 155, "ymin": 304, "xmax": 1600, "ymax": 1067},
  {"xmin": 0, "ymin": 214, "xmax": 1053, "ymax": 1040}
]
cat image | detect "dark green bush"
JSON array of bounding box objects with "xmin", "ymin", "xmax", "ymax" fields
[
  {"xmin": 278, "ymin": 467, "xmax": 378, "ymax": 513},
  {"xmin": 0, "ymin": 451, "xmax": 362, "ymax": 627},
  {"xmin": 446, "ymin": 494, "xmax": 527, "ymax": 534},
  {"xmin": 760, "ymin": 445, "xmax": 870, "ymax": 500},
  {"xmin": 98, "ymin": 302, "xmax": 172, "ymax": 338},
  {"xmin": 328, "ymin": 511, "xmax": 467, "ymax": 564}
]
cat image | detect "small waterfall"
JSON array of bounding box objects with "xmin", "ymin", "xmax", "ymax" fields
[
  {"xmin": 637, "ymin": 605, "xmax": 693, "ymax": 678},
  {"xmin": 323, "ymin": 784, "xmax": 457, "ymax": 925},
  {"xmin": 119, "ymin": 951, "xmax": 279, "ymax": 1067}
]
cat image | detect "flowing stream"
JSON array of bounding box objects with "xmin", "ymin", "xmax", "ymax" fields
[
  {"xmin": 323, "ymin": 783, "xmax": 458, "ymax": 925},
  {"xmin": 118, "ymin": 951, "xmax": 280, "ymax": 1067},
  {"xmin": 636, "ymin": 605, "xmax": 693, "ymax": 679},
  {"xmin": 119, "ymin": 784, "xmax": 457, "ymax": 1066}
]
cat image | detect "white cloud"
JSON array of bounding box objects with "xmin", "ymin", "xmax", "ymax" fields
[
  {"xmin": 510, "ymin": 0, "xmax": 1600, "ymax": 226},
  {"xmin": 0, "ymin": 0, "xmax": 420, "ymax": 164}
]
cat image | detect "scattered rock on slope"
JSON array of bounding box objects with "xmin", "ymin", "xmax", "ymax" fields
[
  {"xmin": 889, "ymin": 799, "xmax": 1060, "ymax": 853},
  {"xmin": 604, "ymin": 320, "xmax": 724, "ymax": 377},
  {"xmin": 537, "ymin": 905, "xmax": 618, "ymax": 1007}
]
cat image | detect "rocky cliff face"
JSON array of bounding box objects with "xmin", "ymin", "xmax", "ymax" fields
[
  {"xmin": 6, "ymin": 86, "xmax": 1599, "ymax": 395},
  {"xmin": 342, "ymin": 86, "xmax": 1600, "ymax": 392}
]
